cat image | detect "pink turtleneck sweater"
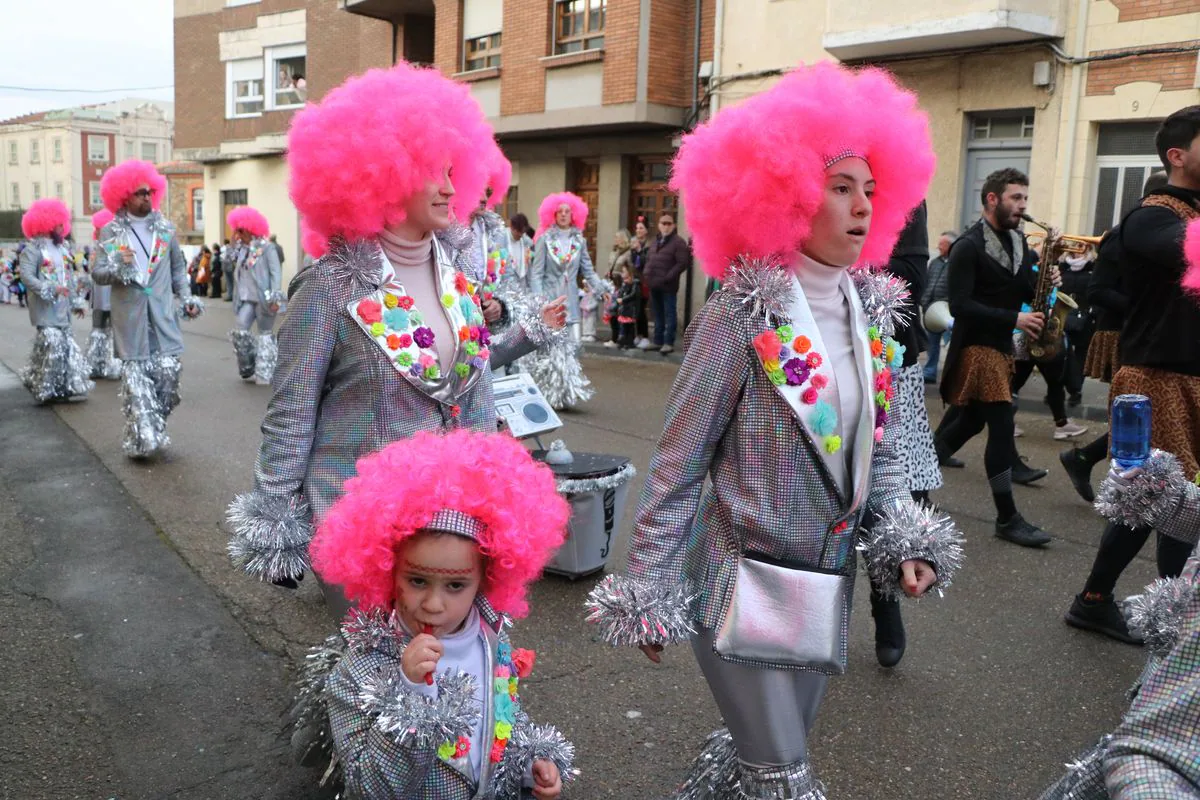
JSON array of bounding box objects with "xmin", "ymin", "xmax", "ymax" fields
[{"xmin": 378, "ymin": 228, "xmax": 456, "ymax": 367}]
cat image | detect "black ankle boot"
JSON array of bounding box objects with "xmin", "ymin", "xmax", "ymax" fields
[{"xmin": 870, "ymin": 590, "xmax": 906, "ymax": 667}]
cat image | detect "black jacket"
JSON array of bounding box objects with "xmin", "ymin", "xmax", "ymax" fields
[
  {"xmin": 884, "ymin": 200, "xmax": 928, "ymax": 366},
  {"xmin": 1117, "ymin": 185, "xmax": 1200, "ymax": 375},
  {"xmin": 1087, "ymin": 230, "xmax": 1127, "ymax": 333}
]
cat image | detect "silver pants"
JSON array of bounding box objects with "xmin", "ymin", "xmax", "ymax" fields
[
  {"xmin": 691, "ymin": 628, "xmax": 829, "ymax": 767},
  {"xmin": 235, "ymin": 300, "xmax": 276, "ymax": 334}
]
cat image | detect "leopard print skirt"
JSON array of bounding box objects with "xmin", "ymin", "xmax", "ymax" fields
[
  {"xmin": 943, "ymin": 345, "xmax": 1014, "ymax": 406},
  {"xmin": 1084, "ymin": 331, "xmax": 1121, "ymax": 383},
  {"xmin": 1110, "ymin": 365, "xmax": 1200, "ymax": 478}
]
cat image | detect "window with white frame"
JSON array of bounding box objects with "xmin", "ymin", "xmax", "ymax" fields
[
  {"xmin": 141, "ymin": 142, "xmax": 157, "ymax": 162},
  {"xmin": 1090, "ymin": 122, "xmax": 1162, "ymax": 236},
  {"xmin": 52, "ymin": 138, "xmax": 62, "ymax": 162},
  {"xmin": 89, "ymin": 181, "xmax": 101, "ymax": 209},
  {"xmin": 32, "ymin": 182, "xmax": 41, "ymax": 201},
  {"xmin": 462, "ymin": 0, "xmax": 503, "ymax": 70},
  {"xmin": 227, "ymin": 58, "xmax": 265, "ymax": 118},
  {"xmin": 267, "ymin": 44, "xmax": 307, "ymax": 109},
  {"xmin": 7, "ymin": 141, "xmax": 16, "ymax": 165},
  {"xmin": 125, "ymin": 139, "xmax": 135, "ymax": 159},
  {"xmin": 11, "ymin": 183, "xmax": 19, "ymax": 208},
  {"xmin": 30, "ymin": 139, "xmax": 40, "ymax": 164},
  {"xmin": 87, "ymin": 135, "xmax": 109, "ymax": 162},
  {"xmin": 193, "ymin": 189, "xmax": 204, "ymax": 226},
  {"xmin": 55, "ymin": 182, "xmax": 64, "ymax": 200}
]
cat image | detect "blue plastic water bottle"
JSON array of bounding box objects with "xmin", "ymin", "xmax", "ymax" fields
[{"xmin": 1111, "ymin": 394, "xmax": 1151, "ymax": 469}]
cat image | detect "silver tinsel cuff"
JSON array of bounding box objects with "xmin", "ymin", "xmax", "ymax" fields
[
  {"xmin": 584, "ymin": 573, "xmax": 697, "ymax": 647},
  {"xmin": 358, "ymin": 668, "xmax": 480, "ymax": 749},
  {"xmin": 265, "ymin": 290, "xmax": 286, "ymax": 307},
  {"xmin": 850, "ymin": 267, "xmax": 912, "ymax": 340},
  {"xmin": 1037, "ymin": 736, "xmax": 1111, "ymax": 800},
  {"xmin": 674, "ymin": 728, "xmax": 741, "ymax": 800},
  {"xmin": 1094, "ymin": 450, "xmax": 1190, "ymax": 533},
  {"xmin": 71, "ymin": 295, "xmax": 88, "ymax": 312},
  {"xmin": 1127, "ymin": 576, "xmax": 1194, "ymax": 657},
  {"xmin": 33, "ymin": 282, "xmax": 57, "ymax": 302},
  {"xmin": 493, "ymin": 721, "xmax": 578, "ymax": 799},
  {"xmin": 226, "ymin": 491, "xmax": 314, "ymax": 581},
  {"xmin": 859, "ymin": 500, "xmax": 965, "ymax": 600},
  {"xmin": 180, "ymin": 295, "xmax": 205, "ymax": 320},
  {"xmin": 514, "ymin": 293, "xmax": 564, "ymax": 348},
  {"xmin": 555, "ymin": 460, "xmax": 637, "ymax": 494}
]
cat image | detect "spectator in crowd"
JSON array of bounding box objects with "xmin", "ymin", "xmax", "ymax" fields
[
  {"xmin": 222, "ymin": 239, "xmax": 234, "ymax": 300},
  {"xmin": 269, "ymin": 233, "xmax": 285, "ymax": 269},
  {"xmin": 642, "ymin": 213, "xmax": 692, "ymax": 355},
  {"xmin": 629, "ymin": 216, "xmax": 652, "ymax": 349},
  {"xmin": 1059, "ymin": 248, "xmax": 1095, "ymax": 407},
  {"xmin": 209, "ymin": 243, "xmax": 223, "ymax": 299},
  {"xmin": 922, "ymin": 230, "xmax": 956, "ymax": 383}
]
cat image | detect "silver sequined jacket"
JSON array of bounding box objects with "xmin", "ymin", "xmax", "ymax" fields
[
  {"xmin": 228, "ymin": 231, "xmax": 550, "ymax": 583},
  {"xmin": 530, "ymin": 228, "xmax": 607, "ymax": 325},
  {"xmin": 232, "ymin": 236, "xmax": 284, "ymax": 306},
  {"xmin": 92, "ymin": 211, "xmax": 191, "ymax": 361},
  {"xmin": 19, "ymin": 238, "xmax": 77, "ymax": 328}
]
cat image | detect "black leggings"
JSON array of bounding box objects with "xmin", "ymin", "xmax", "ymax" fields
[
  {"xmin": 1083, "ymin": 522, "xmax": 1194, "ymax": 597},
  {"xmin": 938, "ymin": 401, "xmax": 1015, "ymax": 482},
  {"xmin": 1012, "ymin": 356, "xmax": 1068, "ymax": 424}
]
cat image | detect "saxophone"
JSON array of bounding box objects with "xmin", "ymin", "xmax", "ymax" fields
[{"xmin": 1019, "ymin": 214, "xmax": 1080, "ymax": 363}]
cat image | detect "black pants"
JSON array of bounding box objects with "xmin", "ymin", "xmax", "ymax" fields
[
  {"xmin": 1082, "ymin": 522, "xmax": 1194, "ymax": 597},
  {"xmin": 1064, "ymin": 327, "xmax": 1092, "ymax": 397},
  {"xmin": 1012, "ymin": 355, "xmax": 1067, "ymax": 424},
  {"xmin": 936, "ymin": 401, "xmax": 1019, "ymax": 518},
  {"xmin": 210, "ymin": 272, "xmax": 223, "ymax": 298}
]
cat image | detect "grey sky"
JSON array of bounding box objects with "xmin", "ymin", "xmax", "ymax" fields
[{"xmin": 0, "ymin": 0, "xmax": 174, "ymax": 121}]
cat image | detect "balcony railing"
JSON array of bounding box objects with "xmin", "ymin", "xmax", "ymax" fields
[{"xmin": 823, "ymin": 0, "xmax": 1065, "ymax": 61}]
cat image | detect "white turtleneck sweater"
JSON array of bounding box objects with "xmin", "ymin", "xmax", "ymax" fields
[
  {"xmin": 794, "ymin": 253, "xmax": 863, "ymax": 495},
  {"xmin": 378, "ymin": 228, "xmax": 456, "ymax": 367}
]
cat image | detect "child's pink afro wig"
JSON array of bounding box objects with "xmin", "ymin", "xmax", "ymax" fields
[
  {"xmin": 485, "ymin": 140, "xmax": 512, "ymax": 210},
  {"xmin": 310, "ymin": 429, "xmax": 570, "ymax": 617},
  {"xmin": 1183, "ymin": 218, "xmax": 1200, "ymax": 297},
  {"xmin": 287, "ymin": 61, "xmax": 503, "ymax": 253},
  {"xmin": 536, "ymin": 192, "xmax": 589, "ymax": 238},
  {"xmin": 21, "ymin": 199, "xmax": 71, "ymax": 238},
  {"xmin": 100, "ymin": 159, "xmax": 166, "ymax": 213},
  {"xmin": 671, "ymin": 61, "xmax": 935, "ymax": 278},
  {"xmin": 227, "ymin": 206, "xmax": 270, "ymax": 238},
  {"xmin": 91, "ymin": 210, "xmax": 114, "ymax": 240}
]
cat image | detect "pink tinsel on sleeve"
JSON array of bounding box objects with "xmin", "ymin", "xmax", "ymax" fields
[
  {"xmin": 536, "ymin": 191, "xmax": 589, "ymax": 238},
  {"xmin": 1182, "ymin": 218, "xmax": 1200, "ymax": 297},
  {"xmin": 21, "ymin": 198, "xmax": 72, "ymax": 238}
]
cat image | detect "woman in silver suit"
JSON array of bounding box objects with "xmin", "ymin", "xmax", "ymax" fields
[
  {"xmin": 226, "ymin": 61, "xmax": 567, "ymax": 614},
  {"xmin": 586, "ymin": 62, "xmax": 963, "ymax": 799}
]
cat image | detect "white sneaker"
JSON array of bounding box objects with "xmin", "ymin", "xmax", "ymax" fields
[
  {"xmin": 582, "ymin": 334, "xmax": 597, "ymax": 343},
  {"xmin": 1054, "ymin": 420, "xmax": 1089, "ymax": 440},
  {"xmin": 603, "ymin": 340, "xmax": 618, "ymax": 349},
  {"xmin": 636, "ymin": 339, "xmax": 652, "ymax": 350},
  {"xmin": 1013, "ymin": 425, "xmax": 1024, "ymax": 438}
]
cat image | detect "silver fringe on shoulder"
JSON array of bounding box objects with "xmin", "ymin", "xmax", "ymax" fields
[
  {"xmin": 1095, "ymin": 450, "xmax": 1188, "ymax": 531},
  {"xmin": 358, "ymin": 667, "xmax": 481, "ymax": 748},
  {"xmin": 1037, "ymin": 736, "xmax": 1111, "ymax": 800},
  {"xmin": 674, "ymin": 728, "xmax": 742, "ymax": 800},
  {"xmin": 492, "ymin": 720, "xmax": 579, "ymax": 799},
  {"xmin": 524, "ymin": 335, "xmax": 594, "ymax": 410},
  {"xmin": 254, "ymin": 333, "xmax": 277, "ymax": 384},
  {"xmin": 119, "ymin": 356, "xmax": 178, "ymax": 458},
  {"xmin": 850, "ymin": 266, "xmax": 912, "ymax": 340},
  {"xmin": 723, "ymin": 258, "xmax": 792, "ymax": 326},
  {"xmin": 229, "ymin": 329, "xmax": 256, "ymax": 379},
  {"xmin": 859, "ymin": 500, "xmax": 965, "ymax": 600},
  {"xmin": 226, "ymin": 491, "xmax": 314, "ymax": 582},
  {"xmin": 20, "ymin": 327, "xmax": 93, "ymax": 404},
  {"xmin": 86, "ymin": 328, "xmax": 121, "ymax": 380},
  {"xmin": 1126, "ymin": 576, "xmax": 1194, "ymax": 657},
  {"xmin": 584, "ymin": 573, "xmax": 697, "ymax": 647}
]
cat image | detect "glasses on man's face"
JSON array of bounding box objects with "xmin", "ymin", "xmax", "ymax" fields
[{"xmin": 133, "ymin": 189, "xmax": 152, "ymax": 199}]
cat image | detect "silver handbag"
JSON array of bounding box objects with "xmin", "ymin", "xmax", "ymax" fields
[{"xmin": 713, "ymin": 550, "xmax": 854, "ymax": 675}]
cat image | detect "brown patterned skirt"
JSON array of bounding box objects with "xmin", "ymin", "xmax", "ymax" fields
[
  {"xmin": 1085, "ymin": 331, "xmax": 1121, "ymax": 383},
  {"xmin": 943, "ymin": 345, "xmax": 1015, "ymax": 406},
  {"xmin": 1110, "ymin": 366, "xmax": 1200, "ymax": 478}
]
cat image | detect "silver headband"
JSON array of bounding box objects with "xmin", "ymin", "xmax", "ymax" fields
[
  {"xmin": 823, "ymin": 149, "xmax": 868, "ymax": 169},
  {"xmin": 424, "ymin": 508, "xmax": 485, "ymax": 541}
]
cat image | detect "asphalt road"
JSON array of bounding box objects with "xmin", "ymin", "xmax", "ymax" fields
[{"xmin": 0, "ymin": 299, "xmax": 1160, "ymax": 800}]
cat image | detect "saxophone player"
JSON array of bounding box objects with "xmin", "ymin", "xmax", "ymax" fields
[
  {"xmin": 1063, "ymin": 107, "xmax": 1200, "ymax": 645},
  {"xmin": 934, "ymin": 167, "xmax": 1060, "ymax": 547}
]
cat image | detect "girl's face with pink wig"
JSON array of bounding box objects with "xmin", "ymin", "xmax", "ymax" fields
[
  {"xmin": 393, "ymin": 531, "xmax": 483, "ymax": 637},
  {"xmin": 401, "ymin": 166, "xmax": 455, "ymax": 236},
  {"xmin": 802, "ymin": 158, "xmax": 874, "ymax": 268},
  {"xmin": 555, "ymin": 204, "xmax": 573, "ymax": 229}
]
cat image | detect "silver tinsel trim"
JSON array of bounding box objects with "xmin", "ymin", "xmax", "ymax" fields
[
  {"xmin": 1095, "ymin": 450, "xmax": 1188, "ymax": 531},
  {"xmin": 510, "ymin": 291, "xmax": 563, "ymax": 348},
  {"xmin": 524, "ymin": 335, "xmax": 594, "ymax": 410},
  {"xmin": 850, "ymin": 266, "xmax": 912, "ymax": 340},
  {"xmin": 723, "ymin": 258, "xmax": 792, "ymax": 326},
  {"xmin": 288, "ymin": 632, "xmax": 345, "ymax": 770},
  {"xmin": 358, "ymin": 668, "xmax": 480, "ymax": 748},
  {"xmin": 674, "ymin": 728, "xmax": 741, "ymax": 800},
  {"xmin": 120, "ymin": 359, "xmax": 169, "ymax": 458},
  {"xmin": 149, "ymin": 353, "xmax": 182, "ymax": 417},
  {"xmin": 254, "ymin": 333, "xmax": 277, "ymax": 384},
  {"xmin": 20, "ymin": 327, "xmax": 93, "ymax": 404},
  {"xmin": 584, "ymin": 573, "xmax": 697, "ymax": 647},
  {"xmin": 179, "ymin": 295, "xmax": 205, "ymax": 320},
  {"xmin": 85, "ymin": 328, "xmax": 121, "ymax": 380},
  {"xmin": 492, "ymin": 720, "xmax": 579, "ymax": 798},
  {"xmin": 342, "ymin": 607, "xmax": 401, "ymax": 657},
  {"xmin": 230, "ymin": 329, "xmax": 256, "ymax": 379},
  {"xmin": 70, "ymin": 295, "xmax": 88, "ymax": 313},
  {"xmin": 32, "ymin": 280, "xmax": 57, "ymax": 302},
  {"xmin": 226, "ymin": 491, "xmax": 314, "ymax": 581},
  {"xmin": 859, "ymin": 500, "xmax": 965, "ymax": 600},
  {"xmin": 1037, "ymin": 736, "xmax": 1111, "ymax": 800},
  {"xmin": 740, "ymin": 758, "xmax": 823, "ymax": 800},
  {"xmin": 555, "ymin": 461, "xmax": 637, "ymax": 495},
  {"xmin": 1126, "ymin": 576, "xmax": 1194, "ymax": 657}
]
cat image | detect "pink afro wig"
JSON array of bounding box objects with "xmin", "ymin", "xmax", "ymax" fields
[
  {"xmin": 300, "ymin": 218, "xmax": 327, "ymax": 260},
  {"xmin": 1183, "ymin": 218, "xmax": 1200, "ymax": 297},
  {"xmin": 671, "ymin": 61, "xmax": 935, "ymax": 278},
  {"xmin": 227, "ymin": 206, "xmax": 270, "ymax": 238},
  {"xmin": 310, "ymin": 429, "xmax": 570, "ymax": 617},
  {"xmin": 100, "ymin": 159, "xmax": 166, "ymax": 213},
  {"xmin": 21, "ymin": 198, "xmax": 71, "ymax": 238},
  {"xmin": 536, "ymin": 192, "xmax": 589, "ymax": 238},
  {"xmin": 484, "ymin": 140, "xmax": 512, "ymax": 210},
  {"xmin": 91, "ymin": 210, "xmax": 114, "ymax": 240},
  {"xmin": 287, "ymin": 61, "xmax": 501, "ymax": 253}
]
